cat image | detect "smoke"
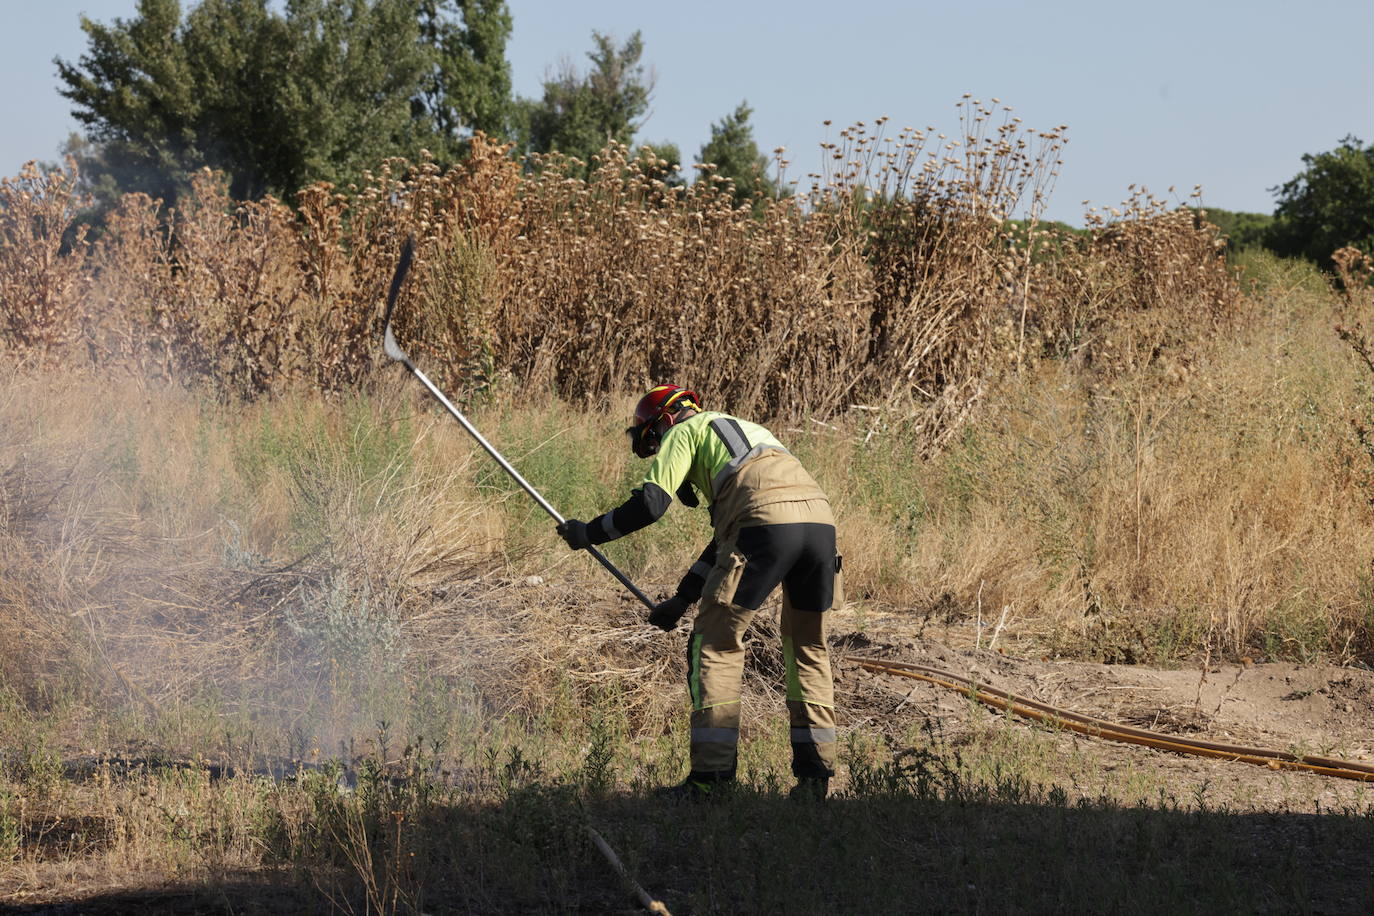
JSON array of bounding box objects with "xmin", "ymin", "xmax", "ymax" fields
[{"xmin": 0, "ymin": 368, "xmax": 494, "ymax": 765}]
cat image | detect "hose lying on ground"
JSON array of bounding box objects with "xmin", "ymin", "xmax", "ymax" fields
[{"xmin": 846, "ymin": 656, "xmax": 1374, "ymax": 783}]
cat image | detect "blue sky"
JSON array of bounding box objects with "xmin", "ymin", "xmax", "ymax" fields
[{"xmin": 5, "ymin": 1, "xmax": 1370, "ymax": 224}]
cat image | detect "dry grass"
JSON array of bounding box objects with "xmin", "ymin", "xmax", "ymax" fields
[
  {"xmin": 816, "ymin": 266, "xmax": 1374, "ymax": 664},
  {"xmin": 2, "ymin": 249, "xmax": 1372, "ymax": 747},
  {"xmin": 0, "ymin": 371, "xmax": 489, "ymax": 729}
]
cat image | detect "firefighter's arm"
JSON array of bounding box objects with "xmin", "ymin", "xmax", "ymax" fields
[
  {"xmin": 674, "ymin": 540, "xmax": 717, "ymax": 604},
  {"xmin": 646, "ymin": 540, "xmax": 715, "ymax": 630},
  {"xmin": 582, "ymin": 483, "xmax": 670, "ymax": 545},
  {"xmin": 583, "ymin": 426, "xmax": 695, "ymax": 545}
]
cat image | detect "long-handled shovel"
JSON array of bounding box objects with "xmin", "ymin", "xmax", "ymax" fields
[{"xmin": 381, "ymin": 237, "xmax": 654, "ymax": 610}]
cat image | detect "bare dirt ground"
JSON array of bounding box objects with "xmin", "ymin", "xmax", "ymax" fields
[{"xmin": 829, "ymin": 605, "xmax": 1374, "ymax": 812}]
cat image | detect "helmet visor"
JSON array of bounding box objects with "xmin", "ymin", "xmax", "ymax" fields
[{"xmin": 625, "ymin": 422, "xmax": 658, "ymax": 459}]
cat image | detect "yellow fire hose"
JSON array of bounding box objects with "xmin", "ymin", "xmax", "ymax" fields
[
  {"xmin": 846, "ymin": 656, "xmax": 1374, "ymax": 782},
  {"xmin": 584, "ymin": 655, "xmax": 1373, "ymax": 915}
]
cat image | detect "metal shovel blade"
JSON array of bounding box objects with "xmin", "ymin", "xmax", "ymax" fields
[
  {"xmin": 383, "ymin": 323, "xmax": 408, "ymax": 363},
  {"xmin": 382, "ymin": 236, "xmax": 415, "ymax": 363}
]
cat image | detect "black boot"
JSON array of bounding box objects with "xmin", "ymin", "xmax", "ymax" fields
[
  {"xmin": 789, "ymin": 776, "xmax": 829, "ymax": 802},
  {"xmin": 654, "ymin": 771, "xmax": 733, "ymax": 802}
]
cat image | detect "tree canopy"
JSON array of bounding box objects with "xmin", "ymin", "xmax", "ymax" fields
[
  {"xmin": 52, "ymin": 4, "xmax": 794, "ymax": 221},
  {"xmin": 696, "ymin": 101, "xmax": 777, "ymax": 207},
  {"xmin": 1267, "ymin": 136, "xmax": 1374, "ymax": 264},
  {"xmin": 417, "ymin": 0, "xmax": 513, "ymax": 150},
  {"xmin": 56, "ymin": 0, "xmax": 512, "ymax": 209},
  {"xmin": 515, "ymin": 31, "xmax": 653, "ymax": 169}
]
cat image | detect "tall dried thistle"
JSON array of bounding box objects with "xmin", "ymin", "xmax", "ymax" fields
[
  {"xmin": 1332, "ymin": 245, "xmax": 1373, "ymax": 310},
  {"xmin": 813, "ymin": 103, "xmax": 1067, "ymax": 447},
  {"xmin": 2, "ymin": 109, "xmax": 1239, "ymax": 444},
  {"xmin": 284, "ymin": 135, "xmax": 522, "ymax": 394},
  {"xmin": 0, "ymin": 159, "xmax": 91, "ymax": 358},
  {"xmin": 171, "ymin": 169, "xmax": 306, "ymax": 394},
  {"xmin": 60, "ymin": 136, "xmax": 521, "ymax": 398},
  {"xmin": 87, "ymin": 191, "xmax": 175, "ymax": 376},
  {"xmin": 1032, "ymin": 190, "xmax": 1240, "ymax": 377},
  {"xmin": 497, "ymin": 140, "xmax": 875, "ymax": 418}
]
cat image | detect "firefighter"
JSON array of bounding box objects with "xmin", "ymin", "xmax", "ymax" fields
[{"xmin": 556, "ymin": 385, "xmax": 842, "ymax": 800}]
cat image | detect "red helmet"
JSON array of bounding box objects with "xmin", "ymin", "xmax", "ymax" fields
[{"xmin": 626, "ymin": 385, "xmax": 700, "ymax": 458}]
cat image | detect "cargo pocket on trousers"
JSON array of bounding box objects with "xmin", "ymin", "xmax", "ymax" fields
[{"xmin": 704, "ymin": 550, "xmax": 747, "ymax": 607}]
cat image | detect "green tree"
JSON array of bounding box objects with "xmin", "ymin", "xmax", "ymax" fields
[
  {"xmin": 56, "ymin": 0, "xmax": 198, "ymax": 207},
  {"xmin": 517, "ymin": 31, "xmax": 653, "ymax": 169},
  {"xmin": 54, "ymin": 0, "xmax": 477, "ymax": 208},
  {"xmin": 417, "ymin": 0, "xmax": 513, "ymax": 154},
  {"xmin": 1191, "ymin": 206, "xmax": 1273, "ymax": 253},
  {"xmin": 1267, "ymin": 136, "xmax": 1374, "ymax": 263},
  {"xmin": 696, "ymin": 101, "xmax": 777, "ymax": 207}
]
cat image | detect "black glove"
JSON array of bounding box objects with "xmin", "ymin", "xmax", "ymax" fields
[
  {"xmin": 557, "ymin": 519, "xmax": 591, "ymax": 550},
  {"xmin": 648, "ymin": 595, "xmax": 691, "ymax": 631}
]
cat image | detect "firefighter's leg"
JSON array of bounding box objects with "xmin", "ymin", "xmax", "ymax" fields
[
  {"xmin": 685, "ymin": 542, "xmax": 757, "ymax": 780},
  {"xmin": 780, "ymin": 523, "xmax": 840, "ymax": 779},
  {"xmin": 780, "ymin": 596, "xmax": 837, "ymax": 777},
  {"xmin": 687, "ymin": 596, "xmax": 755, "ymax": 778}
]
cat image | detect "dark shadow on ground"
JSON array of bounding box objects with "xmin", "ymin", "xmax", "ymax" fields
[{"xmin": 11, "ymin": 775, "xmax": 1372, "ymax": 915}]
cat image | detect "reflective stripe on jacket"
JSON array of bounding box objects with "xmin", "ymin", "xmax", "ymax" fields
[{"xmin": 646, "ymin": 412, "xmax": 786, "ymax": 507}]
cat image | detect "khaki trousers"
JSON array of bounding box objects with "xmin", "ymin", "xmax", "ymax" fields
[{"xmin": 687, "ymin": 499, "xmax": 840, "ymax": 779}]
